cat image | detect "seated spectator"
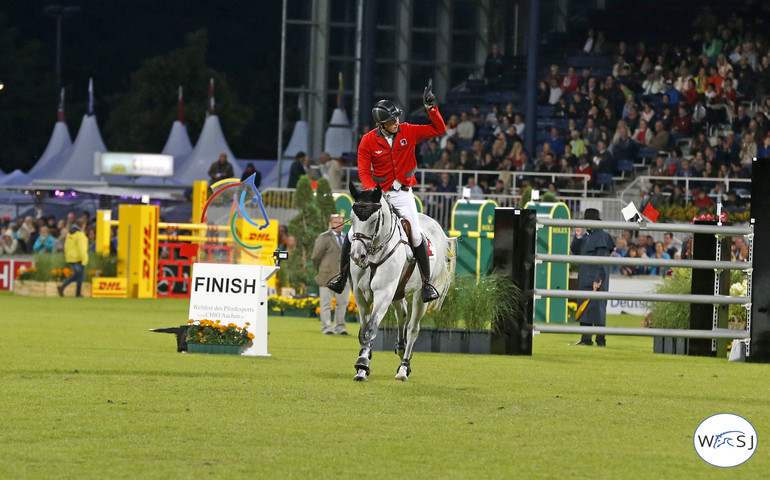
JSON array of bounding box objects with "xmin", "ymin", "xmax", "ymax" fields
[
  {"xmin": 746, "ymin": 119, "xmax": 765, "ymax": 144},
  {"xmin": 548, "ymin": 78, "xmax": 563, "ymax": 105},
  {"xmin": 592, "ymin": 139, "xmax": 614, "ymax": 173},
  {"xmin": 512, "ymin": 114, "xmax": 525, "ymax": 136},
  {"xmin": 554, "ymin": 96, "xmax": 570, "ymax": 118},
  {"xmin": 693, "ymin": 66, "xmax": 709, "ymax": 93},
  {"xmin": 611, "ymin": 125, "xmax": 637, "ymax": 161},
  {"xmin": 463, "ymin": 177, "xmax": 485, "ymax": 198},
  {"xmin": 641, "ymin": 67, "xmax": 665, "ymax": 96},
  {"xmin": 456, "ymin": 150, "xmax": 473, "ymax": 170},
  {"xmin": 620, "ymin": 246, "xmax": 640, "ymax": 277},
  {"xmin": 625, "ymin": 106, "xmax": 640, "ymax": 131},
  {"xmin": 670, "ymin": 105, "xmax": 693, "ymax": 139},
  {"xmin": 440, "ymin": 115, "xmax": 459, "ymax": 148},
  {"xmin": 420, "ymin": 139, "xmax": 441, "ymax": 167},
  {"xmin": 663, "ymin": 232, "xmax": 680, "ymax": 259},
  {"xmin": 503, "ymin": 103, "xmax": 517, "ymax": 124},
  {"xmin": 485, "ymin": 106, "xmax": 501, "ymax": 127},
  {"xmin": 650, "ymin": 155, "xmax": 671, "ymax": 186},
  {"xmin": 640, "ymin": 101, "xmax": 656, "ymax": 124},
  {"xmin": 668, "ymin": 185, "xmax": 687, "ymax": 207},
  {"xmin": 633, "ymin": 118, "xmax": 654, "ymax": 146},
  {"xmin": 562, "ymin": 143, "xmax": 578, "ymax": 169},
  {"xmin": 756, "ymin": 135, "xmax": 770, "ymax": 158},
  {"xmin": 690, "ymin": 131, "xmax": 710, "ymax": 156},
  {"xmin": 456, "ymin": 112, "xmax": 475, "ymax": 142},
  {"xmin": 547, "ymin": 127, "xmax": 565, "ymax": 155},
  {"xmin": 1, "ymin": 225, "xmax": 20, "ymax": 255},
  {"xmin": 732, "ymin": 104, "xmax": 750, "ymax": 133},
  {"xmin": 561, "ymin": 66, "xmax": 580, "ymax": 94},
  {"xmin": 33, "ymin": 226, "xmax": 56, "ymax": 253},
  {"xmin": 646, "ymin": 183, "xmax": 667, "ymax": 209},
  {"xmin": 693, "ymin": 189, "xmax": 714, "ymax": 209},
  {"xmin": 575, "ymin": 155, "xmax": 594, "ymax": 187},
  {"xmin": 739, "ymin": 133, "xmax": 757, "ymax": 167},
  {"xmin": 649, "ymin": 120, "xmax": 670, "ymax": 152},
  {"xmin": 663, "ymin": 79, "xmax": 680, "ymax": 106},
  {"xmin": 569, "ymin": 130, "xmax": 586, "ymax": 156},
  {"xmin": 469, "ymin": 106, "xmax": 484, "ymax": 129},
  {"xmin": 582, "ymin": 117, "xmax": 601, "ymax": 149},
  {"xmin": 683, "ymin": 79, "xmax": 698, "ymax": 106},
  {"xmin": 648, "ymin": 241, "xmax": 672, "ymax": 276},
  {"xmin": 436, "ymin": 172, "xmax": 457, "ymax": 193},
  {"xmin": 722, "ymin": 190, "xmax": 745, "ymax": 212}
]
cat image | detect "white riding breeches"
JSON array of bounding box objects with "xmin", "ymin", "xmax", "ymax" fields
[{"xmin": 385, "ymin": 188, "xmax": 422, "ymax": 246}]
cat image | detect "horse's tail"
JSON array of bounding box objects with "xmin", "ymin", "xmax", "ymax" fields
[{"xmin": 430, "ymin": 234, "xmax": 458, "ymax": 311}]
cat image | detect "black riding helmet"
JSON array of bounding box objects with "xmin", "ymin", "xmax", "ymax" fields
[{"xmin": 372, "ymin": 100, "xmax": 403, "ymax": 125}]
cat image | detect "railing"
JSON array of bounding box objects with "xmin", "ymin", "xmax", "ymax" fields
[
  {"xmin": 259, "ymin": 185, "xmax": 622, "ymax": 231},
  {"xmin": 620, "ymin": 175, "xmax": 752, "ymax": 204},
  {"xmin": 342, "ymin": 166, "xmax": 590, "ymax": 198}
]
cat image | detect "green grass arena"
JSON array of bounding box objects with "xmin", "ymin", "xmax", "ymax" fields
[{"xmin": 2, "ymin": 291, "xmax": 767, "ymax": 479}]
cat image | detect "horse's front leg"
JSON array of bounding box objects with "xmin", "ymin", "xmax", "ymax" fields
[
  {"xmin": 396, "ymin": 292, "xmax": 427, "ymax": 382},
  {"xmin": 354, "ymin": 284, "xmax": 398, "ymax": 381}
]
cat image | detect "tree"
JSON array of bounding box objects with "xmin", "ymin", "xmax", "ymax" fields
[
  {"xmin": 315, "ymin": 177, "xmax": 338, "ymax": 224},
  {"xmin": 104, "ymin": 30, "xmax": 252, "ymax": 153},
  {"xmin": 0, "ymin": 13, "xmax": 56, "ymax": 172},
  {"xmin": 283, "ymin": 175, "xmax": 326, "ymax": 295}
]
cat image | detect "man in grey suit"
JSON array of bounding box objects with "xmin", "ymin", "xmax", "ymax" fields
[{"xmin": 312, "ymin": 214, "xmax": 350, "ymax": 335}]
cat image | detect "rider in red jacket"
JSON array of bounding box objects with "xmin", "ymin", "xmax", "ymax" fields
[{"xmin": 327, "ymin": 81, "xmax": 446, "ymax": 302}]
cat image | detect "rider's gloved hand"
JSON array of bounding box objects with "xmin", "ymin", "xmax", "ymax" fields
[{"xmin": 423, "ymin": 79, "xmax": 435, "ymax": 110}]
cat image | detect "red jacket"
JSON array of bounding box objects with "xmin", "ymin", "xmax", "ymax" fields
[{"xmin": 358, "ymin": 107, "xmax": 446, "ymax": 190}]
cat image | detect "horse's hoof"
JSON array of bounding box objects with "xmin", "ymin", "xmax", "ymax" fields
[
  {"xmin": 395, "ymin": 366, "xmax": 409, "ymax": 382},
  {"xmin": 354, "ymin": 369, "xmax": 369, "ymax": 382}
]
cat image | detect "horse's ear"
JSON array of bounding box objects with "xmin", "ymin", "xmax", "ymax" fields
[
  {"xmin": 349, "ymin": 181, "xmax": 359, "ymax": 201},
  {"xmin": 374, "ymin": 184, "xmax": 382, "ymax": 201}
]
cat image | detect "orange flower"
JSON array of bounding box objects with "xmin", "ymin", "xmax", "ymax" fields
[
  {"xmin": 247, "ymin": 333, "xmax": 255, "ymax": 340},
  {"xmin": 187, "ymin": 319, "xmax": 194, "ymax": 324},
  {"xmin": 198, "ymin": 332, "xmax": 203, "ymax": 337}
]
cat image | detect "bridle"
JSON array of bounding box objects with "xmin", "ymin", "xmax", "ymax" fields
[{"xmin": 350, "ymin": 200, "xmax": 406, "ymax": 269}]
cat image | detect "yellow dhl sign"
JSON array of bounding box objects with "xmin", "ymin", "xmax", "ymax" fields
[{"xmin": 92, "ymin": 277, "xmax": 128, "ymax": 298}]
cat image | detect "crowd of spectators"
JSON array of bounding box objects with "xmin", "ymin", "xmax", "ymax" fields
[
  {"xmin": 0, "ymin": 212, "xmax": 100, "ymax": 256},
  {"xmin": 416, "ymin": 6, "xmax": 764, "ymax": 210}
]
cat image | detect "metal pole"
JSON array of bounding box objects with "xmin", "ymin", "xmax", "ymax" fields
[
  {"xmin": 277, "ymin": 0, "xmax": 287, "ymax": 187},
  {"xmin": 352, "ymin": 0, "xmax": 363, "ymax": 142},
  {"xmin": 534, "ymin": 324, "xmax": 750, "ymax": 340},
  {"xmin": 537, "ymin": 218, "xmax": 753, "ymax": 235},
  {"xmin": 534, "ymin": 289, "xmax": 750, "ymax": 305},
  {"xmin": 524, "ymin": 0, "xmax": 540, "ymax": 156},
  {"xmin": 537, "ymin": 253, "xmax": 750, "ymax": 271}
]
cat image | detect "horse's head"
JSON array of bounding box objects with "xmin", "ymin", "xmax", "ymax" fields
[{"xmin": 349, "ymin": 183, "xmax": 385, "ymax": 266}]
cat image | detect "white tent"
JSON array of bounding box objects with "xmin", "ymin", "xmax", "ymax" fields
[
  {"xmin": 162, "ymin": 120, "xmax": 193, "ymax": 169},
  {"xmin": 28, "ymin": 121, "xmax": 73, "ymax": 178},
  {"xmin": 0, "ymin": 169, "xmax": 31, "ymax": 186},
  {"xmin": 282, "ymin": 120, "xmax": 308, "ymax": 158},
  {"xmin": 40, "ymin": 114, "xmax": 107, "ymax": 182},
  {"xmin": 323, "ymin": 108, "xmax": 353, "ymax": 158},
  {"xmin": 174, "ymin": 115, "xmax": 241, "ymax": 185}
]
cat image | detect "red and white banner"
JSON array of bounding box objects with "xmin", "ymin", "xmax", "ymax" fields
[{"xmin": 0, "ymin": 259, "xmax": 34, "ymax": 291}]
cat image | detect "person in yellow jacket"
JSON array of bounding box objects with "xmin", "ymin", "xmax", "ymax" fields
[{"xmin": 58, "ymin": 218, "xmax": 89, "ymax": 297}]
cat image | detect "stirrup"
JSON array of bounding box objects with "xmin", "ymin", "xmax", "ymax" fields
[
  {"xmin": 327, "ymin": 273, "xmax": 347, "ymax": 294},
  {"xmin": 421, "ymin": 282, "xmax": 439, "ymax": 303}
]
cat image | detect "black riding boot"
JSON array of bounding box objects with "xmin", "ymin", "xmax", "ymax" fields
[
  {"xmin": 413, "ymin": 241, "xmax": 439, "ymax": 303},
  {"xmin": 327, "ymin": 236, "xmax": 351, "ymax": 294}
]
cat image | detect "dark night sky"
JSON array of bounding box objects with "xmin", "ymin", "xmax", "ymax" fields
[{"xmin": 1, "ymin": 0, "xmax": 284, "ymax": 159}]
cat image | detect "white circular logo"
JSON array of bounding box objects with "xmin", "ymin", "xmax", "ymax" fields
[{"xmin": 694, "ymin": 413, "xmax": 757, "ymax": 467}]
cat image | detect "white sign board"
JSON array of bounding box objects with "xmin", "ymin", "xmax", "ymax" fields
[
  {"xmin": 95, "ymin": 152, "xmax": 174, "ymax": 177},
  {"xmin": 606, "ymin": 275, "xmax": 664, "ymax": 316},
  {"xmin": 188, "ymin": 262, "xmax": 278, "ymax": 356}
]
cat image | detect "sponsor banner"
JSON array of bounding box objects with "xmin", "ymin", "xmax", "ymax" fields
[
  {"xmin": 0, "ymin": 259, "xmax": 33, "ymax": 291},
  {"xmin": 606, "ymin": 275, "xmax": 664, "ymax": 316},
  {"xmin": 92, "ymin": 277, "xmax": 128, "ymax": 298},
  {"xmin": 96, "ymin": 152, "xmax": 174, "ymax": 177},
  {"xmin": 189, "ymin": 262, "xmax": 278, "ymax": 356}
]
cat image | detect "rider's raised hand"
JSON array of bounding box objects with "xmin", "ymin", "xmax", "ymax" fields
[{"xmin": 423, "ymin": 78, "xmax": 435, "ymax": 109}]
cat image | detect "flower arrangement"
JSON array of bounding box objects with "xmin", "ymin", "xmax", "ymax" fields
[
  {"xmin": 50, "ymin": 267, "xmax": 74, "ymax": 280},
  {"xmin": 268, "ymin": 295, "xmax": 320, "ymax": 314},
  {"xmin": 314, "ymin": 295, "xmax": 358, "ymax": 315},
  {"xmin": 729, "ymin": 279, "xmax": 749, "ymax": 328},
  {"xmin": 15, "ymin": 253, "xmax": 117, "ymax": 281},
  {"xmin": 186, "ymin": 319, "xmax": 255, "ymax": 345}
]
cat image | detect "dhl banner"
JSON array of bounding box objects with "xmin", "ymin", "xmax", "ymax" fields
[
  {"xmin": 92, "ymin": 277, "xmax": 128, "ymax": 298},
  {"xmin": 118, "ymin": 204, "xmax": 159, "ymax": 298},
  {"xmin": 235, "ymin": 218, "xmax": 279, "ymax": 287}
]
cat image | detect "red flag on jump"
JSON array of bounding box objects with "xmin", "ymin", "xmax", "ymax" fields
[{"xmin": 642, "ymin": 203, "xmax": 659, "ymax": 222}]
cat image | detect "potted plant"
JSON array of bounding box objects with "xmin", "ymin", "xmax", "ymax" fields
[{"xmin": 185, "ymin": 319, "xmax": 255, "ymax": 354}]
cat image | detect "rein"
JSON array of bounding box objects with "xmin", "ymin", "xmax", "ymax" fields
[{"xmin": 351, "ymin": 200, "xmax": 409, "ymax": 272}]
